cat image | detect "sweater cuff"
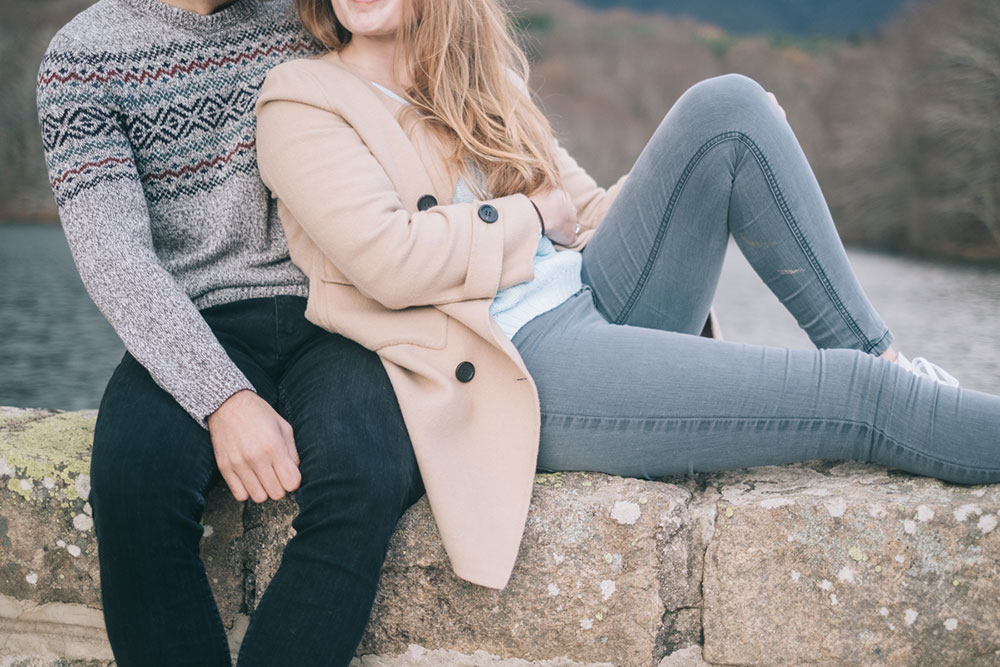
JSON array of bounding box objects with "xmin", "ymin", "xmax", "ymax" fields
[{"xmin": 186, "ymin": 368, "xmax": 257, "ymax": 430}]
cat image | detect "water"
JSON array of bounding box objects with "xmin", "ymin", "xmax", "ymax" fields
[
  {"xmin": 1, "ymin": 224, "xmax": 998, "ymax": 411},
  {"xmin": 0, "ymin": 224, "xmax": 123, "ymax": 410}
]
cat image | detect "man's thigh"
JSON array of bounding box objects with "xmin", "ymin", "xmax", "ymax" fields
[
  {"xmin": 278, "ymin": 332, "xmax": 423, "ymax": 508},
  {"xmin": 90, "ymin": 341, "xmax": 280, "ymax": 516},
  {"xmin": 90, "ymin": 353, "xmax": 220, "ymax": 515}
]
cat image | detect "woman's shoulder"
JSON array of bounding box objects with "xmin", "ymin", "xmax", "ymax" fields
[{"xmin": 258, "ymin": 52, "xmax": 366, "ymax": 109}]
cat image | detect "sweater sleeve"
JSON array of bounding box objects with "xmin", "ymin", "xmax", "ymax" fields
[{"xmin": 37, "ymin": 33, "xmax": 254, "ymax": 428}]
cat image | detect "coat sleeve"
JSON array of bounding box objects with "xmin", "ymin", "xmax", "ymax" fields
[
  {"xmin": 553, "ymin": 138, "xmax": 629, "ymax": 252},
  {"xmin": 255, "ymin": 64, "xmax": 539, "ymax": 311}
]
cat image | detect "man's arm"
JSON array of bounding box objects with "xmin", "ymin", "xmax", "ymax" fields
[
  {"xmin": 37, "ymin": 32, "xmax": 254, "ymax": 427},
  {"xmin": 37, "ymin": 32, "xmax": 300, "ymax": 502}
]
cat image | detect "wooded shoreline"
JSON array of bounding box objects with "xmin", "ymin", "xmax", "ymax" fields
[{"xmin": 3, "ymin": 0, "xmax": 997, "ymax": 260}]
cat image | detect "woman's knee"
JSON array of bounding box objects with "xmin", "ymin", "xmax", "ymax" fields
[
  {"xmin": 695, "ymin": 72, "xmax": 766, "ymax": 95},
  {"xmin": 668, "ymin": 73, "xmax": 774, "ymax": 129}
]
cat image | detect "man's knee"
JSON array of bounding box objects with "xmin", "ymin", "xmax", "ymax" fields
[
  {"xmin": 90, "ymin": 356, "xmax": 216, "ymax": 526},
  {"xmin": 283, "ymin": 334, "xmax": 423, "ymax": 525},
  {"xmin": 295, "ymin": 433, "xmax": 422, "ymax": 531}
]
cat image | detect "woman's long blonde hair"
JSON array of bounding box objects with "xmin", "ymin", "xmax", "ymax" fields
[{"xmin": 294, "ymin": 0, "xmax": 562, "ymax": 197}]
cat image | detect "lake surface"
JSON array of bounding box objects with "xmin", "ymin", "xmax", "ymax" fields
[{"xmin": 1, "ymin": 223, "xmax": 998, "ymax": 411}]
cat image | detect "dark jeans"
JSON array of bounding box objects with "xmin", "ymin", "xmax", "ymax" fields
[{"xmin": 89, "ymin": 296, "xmax": 424, "ymax": 667}]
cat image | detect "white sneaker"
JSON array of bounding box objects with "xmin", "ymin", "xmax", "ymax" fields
[{"xmin": 896, "ymin": 352, "xmax": 960, "ymax": 387}]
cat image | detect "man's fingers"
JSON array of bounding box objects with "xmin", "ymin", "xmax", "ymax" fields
[
  {"xmin": 282, "ymin": 423, "xmax": 300, "ymax": 466},
  {"xmin": 223, "ymin": 454, "xmax": 297, "ymax": 502},
  {"xmin": 220, "ymin": 468, "xmax": 249, "ymax": 503},
  {"xmin": 252, "ymin": 462, "xmax": 287, "ymax": 501},
  {"xmin": 232, "ymin": 460, "xmax": 269, "ymax": 504},
  {"xmin": 275, "ymin": 456, "xmax": 302, "ymax": 493}
]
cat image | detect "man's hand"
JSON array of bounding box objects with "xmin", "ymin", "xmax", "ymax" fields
[{"xmin": 207, "ymin": 389, "xmax": 301, "ymax": 503}]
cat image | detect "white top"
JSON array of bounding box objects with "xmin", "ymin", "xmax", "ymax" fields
[{"xmin": 370, "ymin": 81, "xmax": 583, "ymax": 338}]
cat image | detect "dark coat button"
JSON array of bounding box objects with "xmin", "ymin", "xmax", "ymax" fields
[
  {"xmin": 455, "ymin": 361, "xmax": 476, "ymax": 383},
  {"xmin": 477, "ymin": 204, "xmax": 499, "ymax": 223},
  {"xmin": 417, "ymin": 194, "xmax": 438, "ymax": 211}
]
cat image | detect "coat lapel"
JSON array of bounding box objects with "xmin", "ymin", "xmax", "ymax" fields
[{"xmin": 317, "ymin": 52, "xmax": 457, "ymax": 208}]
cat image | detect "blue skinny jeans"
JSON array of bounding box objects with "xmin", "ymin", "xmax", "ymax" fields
[
  {"xmin": 513, "ymin": 74, "xmax": 1000, "ymax": 485},
  {"xmin": 89, "ymin": 296, "xmax": 424, "ymax": 667}
]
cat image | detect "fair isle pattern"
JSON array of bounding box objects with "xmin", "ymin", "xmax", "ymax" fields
[
  {"xmin": 39, "ymin": 17, "xmax": 316, "ymax": 207},
  {"xmin": 35, "ymin": 0, "xmax": 323, "ymax": 427}
]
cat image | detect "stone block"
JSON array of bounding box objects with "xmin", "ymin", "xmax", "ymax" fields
[
  {"xmin": 353, "ymin": 473, "xmax": 707, "ymax": 664},
  {"xmin": 245, "ymin": 471, "xmax": 707, "ymax": 664},
  {"xmin": 701, "ymin": 462, "xmax": 1000, "ymax": 666},
  {"xmin": 5, "ymin": 408, "xmax": 1000, "ymax": 667}
]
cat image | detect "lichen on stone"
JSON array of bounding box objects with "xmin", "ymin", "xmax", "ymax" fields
[
  {"xmin": 848, "ymin": 546, "xmax": 867, "ymax": 562},
  {"xmin": 0, "ymin": 412, "xmax": 95, "ymax": 500},
  {"xmin": 7, "ymin": 476, "xmax": 32, "ymax": 500}
]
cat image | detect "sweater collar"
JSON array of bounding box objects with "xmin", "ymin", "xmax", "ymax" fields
[{"xmin": 118, "ymin": 0, "xmax": 257, "ymax": 34}]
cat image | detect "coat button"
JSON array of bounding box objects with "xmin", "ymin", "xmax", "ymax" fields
[
  {"xmin": 455, "ymin": 361, "xmax": 476, "ymax": 383},
  {"xmin": 477, "ymin": 204, "xmax": 498, "ymax": 223},
  {"xmin": 417, "ymin": 194, "xmax": 438, "ymax": 211}
]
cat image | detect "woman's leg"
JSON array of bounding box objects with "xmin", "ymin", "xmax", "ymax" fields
[
  {"xmin": 513, "ymin": 291, "xmax": 1000, "ymax": 485},
  {"xmin": 582, "ymin": 74, "xmax": 892, "ymax": 355}
]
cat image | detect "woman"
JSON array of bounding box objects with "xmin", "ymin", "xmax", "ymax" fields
[{"xmin": 255, "ymin": 0, "xmax": 1000, "ymax": 591}]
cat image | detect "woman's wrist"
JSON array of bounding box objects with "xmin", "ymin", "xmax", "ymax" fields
[{"xmin": 529, "ymin": 199, "xmax": 546, "ymax": 237}]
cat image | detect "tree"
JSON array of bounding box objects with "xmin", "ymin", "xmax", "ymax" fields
[{"xmin": 915, "ymin": 0, "xmax": 1000, "ymax": 257}]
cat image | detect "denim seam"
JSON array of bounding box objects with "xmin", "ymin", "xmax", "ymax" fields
[
  {"xmin": 866, "ymin": 356, "xmax": 893, "ymax": 465},
  {"xmin": 866, "ymin": 328, "xmax": 893, "ymax": 356},
  {"xmin": 540, "ymin": 413, "xmax": 1000, "ymax": 473},
  {"xmin": 615, "ymin": 130, "xmax": 878, "ymax": 353}
]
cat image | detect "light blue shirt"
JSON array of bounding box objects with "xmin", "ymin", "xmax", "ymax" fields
[{"xmin": 371, "ymin": 81, "xmax": 582, "ymax": 338}]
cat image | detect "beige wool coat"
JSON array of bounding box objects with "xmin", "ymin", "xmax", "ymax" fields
[{"xmin": 255, "ymin": 51, "xmax": 627, "ymax": 589}]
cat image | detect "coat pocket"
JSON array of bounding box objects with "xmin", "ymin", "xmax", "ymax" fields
[{"xmin": 306, "ymin": 277, "xmax": 449, "ymax": 351}]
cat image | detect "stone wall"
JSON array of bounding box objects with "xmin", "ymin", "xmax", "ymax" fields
[{"xmin": 2, "ymin": 407, "xmax": 999, "ymax": 666}]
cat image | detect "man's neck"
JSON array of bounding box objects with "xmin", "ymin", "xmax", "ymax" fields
[{"xmin": 159, "ymin": 0, "xmax": 238, "ymax": 15}]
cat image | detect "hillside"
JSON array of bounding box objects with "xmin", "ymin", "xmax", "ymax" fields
[
  {"xmin": 2, "ymin": 0, "xmax": 998, "ymax": 259},
  {"xmin": 576, "ymin": 0, "xmax": 915, "ymax": 37},
  {"xmin": 0, "ymin": 0, "xmax": 94, "ymax": 221},
  {"xmin": 512, "ymin": 0, "xmax": 1000, "ymax": 259}
]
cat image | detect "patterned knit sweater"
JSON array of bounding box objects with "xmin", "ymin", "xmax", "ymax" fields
[{"xmin": 37, "ymin": 0, "xmax": 321, "ymax": 426}]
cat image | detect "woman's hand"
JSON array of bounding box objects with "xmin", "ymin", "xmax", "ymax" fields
[
  {"xmin": 530, "ymin": 188, "xmax": 579, "ymax": 245},
  {"xmin": 766, "ymin": 91, "xmax": 786, "ymax": 120}
]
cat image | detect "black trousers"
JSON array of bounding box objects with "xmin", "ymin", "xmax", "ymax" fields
[{"xmin": 89, "ymin": 296, "xmax": 424, "ymax": 666}]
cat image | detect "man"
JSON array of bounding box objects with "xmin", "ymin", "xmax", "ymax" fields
[{"xmin": 36, "ymin": 0, "xmax": 423, "ymax": 664}]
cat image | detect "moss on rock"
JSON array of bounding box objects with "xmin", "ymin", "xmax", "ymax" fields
[{"xmin": 1, "ymin": 409, "xmax": 96, "ymax": 505}]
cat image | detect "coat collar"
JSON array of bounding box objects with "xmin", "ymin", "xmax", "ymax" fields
[{"xmin": 317, "ymin": 51, "xmax": 458, "ymax": 208}]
